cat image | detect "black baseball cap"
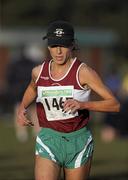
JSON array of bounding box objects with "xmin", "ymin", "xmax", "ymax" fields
[{"xmin": 43, "ymin": 20, "xmax": 75, "ymax": 47}]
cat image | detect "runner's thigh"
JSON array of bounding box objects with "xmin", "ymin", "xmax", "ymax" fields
[
  {"xmin": 64, "ymin": 157, "xmax": 92, "ymax": 180},
  {"xmin": 35, "ymin": 155, "xmax": 61, "ymax": 180}
]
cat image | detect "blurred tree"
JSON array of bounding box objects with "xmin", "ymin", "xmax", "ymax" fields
[
  {"xmin": 1, "ymin": 0, "xmax": 128, "ymax": 55},
  {"xmin": 1, "ymin": 0, "xmax": 128, "ymax": 28},
  {"xmin": 0, "ymin": 0, "xmax": 74, "ymax": 26}
]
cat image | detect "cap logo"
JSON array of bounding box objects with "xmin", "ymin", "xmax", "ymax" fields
[{"xmin": 54, "ymin": 28, "xmax": 64, "ymax": 37}]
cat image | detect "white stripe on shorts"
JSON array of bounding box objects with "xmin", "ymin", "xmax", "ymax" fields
[
  {"xmin": 74, "ymin": 136, "xmax": 92, "ymax": 168},
  {"xmin": 35, "ymin": 150, "xmax": 39, "ymax": 155},
  {"xmin": 36, "ymin": 136, "xmax": 56, "ymax": 162}
]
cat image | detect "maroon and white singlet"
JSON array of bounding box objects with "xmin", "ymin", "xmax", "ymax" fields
[{"xmin": 36, "ymin": 58, "xmax": 91, "ymax": 132}]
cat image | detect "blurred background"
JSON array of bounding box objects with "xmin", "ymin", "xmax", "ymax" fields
[{"xmin": 0, "ymin": 0, "xmax": 128, "ymax": 179}]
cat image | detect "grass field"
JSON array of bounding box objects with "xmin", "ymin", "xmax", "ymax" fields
[{"xmin": 0, "ymin": 114, "xmax": 128, "ymax": 180}]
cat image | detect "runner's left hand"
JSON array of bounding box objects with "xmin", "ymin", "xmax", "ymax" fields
[{"xmin": 63, "ymin": 99, "xmax": 83, "ymax": 114}]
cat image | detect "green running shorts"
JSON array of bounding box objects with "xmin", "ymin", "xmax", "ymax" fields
[{"xmin": 35, "ymin": 127, "xmax": 93, "ymax": 168}]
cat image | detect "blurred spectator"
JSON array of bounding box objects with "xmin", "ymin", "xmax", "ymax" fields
[
  {"xmin": 121, "ymin": 72, "xmax": 128, "ymax": 97},
  {"xmin": 0, "ymin": 46, "xmax": 10, "ymax": 114},
  {"xmin": 118, "ymin": 72, "xmax": 128, "ymax": 138},
  {"xmin": 7, "ymin": 44, "xmax": 43, "ymax": 142},
  {"xmin": 101, "ymin": 67, "xmax": 121, "ymax": 142}
]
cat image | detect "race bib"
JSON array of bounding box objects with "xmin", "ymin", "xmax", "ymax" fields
[{"xmin": 37, "ymin": 86, "xmax": 78, "ymax": 121}]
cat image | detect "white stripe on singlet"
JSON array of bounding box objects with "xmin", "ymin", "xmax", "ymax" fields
[{"xmin": 35, "ymin": 62, "xmax": 45, "ymax": 83}]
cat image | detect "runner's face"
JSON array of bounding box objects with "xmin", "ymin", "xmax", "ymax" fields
[{"xmin": 48, "ymin": 46, "xmax": 72, "ymax": 65}]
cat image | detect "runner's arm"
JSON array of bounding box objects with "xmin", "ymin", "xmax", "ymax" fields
[
  {"xmin": 64, "ymin": 65, "xmax": 120, "ymax": 113},
  {"xmin": 17, "ymin": 66, "xmax": 40, "ymax": 126}
]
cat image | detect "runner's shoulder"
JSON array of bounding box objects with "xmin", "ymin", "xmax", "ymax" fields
[{"xmin": 32, "ymin": 65, "xmax": 42, "ymax": 82}]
